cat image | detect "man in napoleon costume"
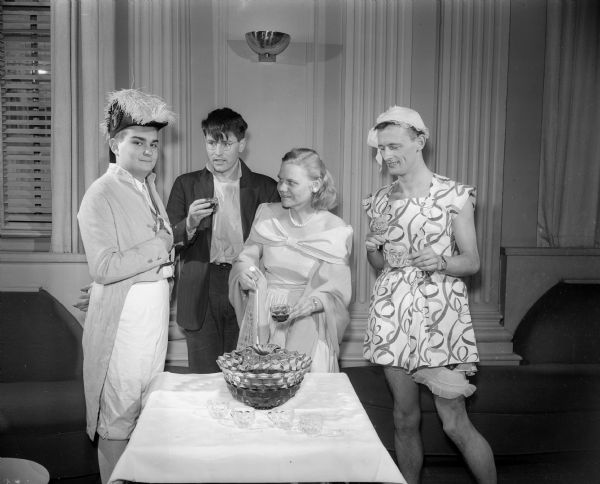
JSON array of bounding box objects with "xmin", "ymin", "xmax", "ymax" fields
[{"xmin": 77, "ymin": 89, "xmax": 176, "ymax": 483}]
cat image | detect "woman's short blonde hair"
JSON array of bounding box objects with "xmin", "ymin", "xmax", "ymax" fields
[{"xmin": 281, "ymin": 148, "xmax": 338, "ymax": 211}]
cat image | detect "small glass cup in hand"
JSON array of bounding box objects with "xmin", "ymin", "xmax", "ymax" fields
[
  {"xmin": 370, "ymin": 216, "xmax": 389, "ymax": 236},
  {"xmin": 270, "ymin": 303, "xmax": 291, "ymax": 323},
  {"xmin": 207, "ymin": 197, "xmax": 219, "ymax": 211},
  {"xmin": 384, "ymin": 242, "xmax": 409, "ymax": 268}
]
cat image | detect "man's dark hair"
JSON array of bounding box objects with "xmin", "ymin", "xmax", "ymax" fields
[{"xmin": 201, "ymin": 107, "xmax": 248, "ymax": 141}]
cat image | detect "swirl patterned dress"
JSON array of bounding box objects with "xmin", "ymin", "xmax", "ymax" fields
[{"xmin": 362, "ymin": 174, "xmax": 479, "ymax": 372}]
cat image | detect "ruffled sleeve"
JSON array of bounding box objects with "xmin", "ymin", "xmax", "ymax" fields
[{"xmin": 447, "ymin": 182, "xmax": 476, "ymax": 220}]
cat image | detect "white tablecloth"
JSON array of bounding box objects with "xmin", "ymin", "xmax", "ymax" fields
[{"xmin": 109, "ymin": 371, "xmax": 405, "ymax": 483}]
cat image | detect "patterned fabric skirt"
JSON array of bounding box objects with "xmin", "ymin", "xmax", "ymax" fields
[{"xmin": 364, "ymin": 267, "xmax": 479, "ymax": 371}]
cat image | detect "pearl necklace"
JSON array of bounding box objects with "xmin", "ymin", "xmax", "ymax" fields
[{"xmin": 288, "ymin": 209, "xmax": 316, "ymax": 227}]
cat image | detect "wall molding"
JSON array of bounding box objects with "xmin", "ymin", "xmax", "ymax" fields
[
  {"xmin": 504, "ymin": 247, "xmax": 600, "ymax": 257},
  {"xmin": 0, "ymin": 252, "xmax": 87, "ymax": 263},
  {"xmin": 304, "ymin": 3, "xmax": 317, "ymax": 149},
  {"xmin": 212, "ymin": 0, "xmax": 228, "ymax": 108},
  {"xmin": 0, "ymin": 284, "xmax": 43, "ymax": 292},
  {"xmin": 502, "ymin": 249, "xmax": 600, "ymax": 335}
]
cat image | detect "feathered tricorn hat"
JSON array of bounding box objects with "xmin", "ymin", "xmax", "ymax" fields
[{"xmin": 101, "ymin": 89, "xmax": 176, "ymax": 162}]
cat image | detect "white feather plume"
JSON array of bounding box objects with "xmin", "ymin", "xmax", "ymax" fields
[{"xmin": 101, "ymin": 89, "xmax": 176, "ymax": 138}]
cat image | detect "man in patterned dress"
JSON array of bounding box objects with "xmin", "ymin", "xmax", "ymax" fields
[{"xmin": 363, "ymin": 106, "xmax": 496, "ymax": 484}]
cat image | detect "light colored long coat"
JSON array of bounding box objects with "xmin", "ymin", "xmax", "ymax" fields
[{"xmin": 77, "ymin": 164, "xmax": 172, "ymax": 440}]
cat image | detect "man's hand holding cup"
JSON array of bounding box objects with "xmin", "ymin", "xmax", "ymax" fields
[{"xmin": 187, "ymin": 197, "xmax": 218, "ymax": 230}]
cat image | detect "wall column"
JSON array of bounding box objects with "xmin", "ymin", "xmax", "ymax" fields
[
  {"xmin": 339, "ymin": 0, "xmax": 414, "ymax": 364},
  {"xmin": 341, "ymin": 0, "xmax": 518, "ymax": 365},
  {"xmin": 433, "ymin": 0, "xmax": 516, "ymax": 363}
]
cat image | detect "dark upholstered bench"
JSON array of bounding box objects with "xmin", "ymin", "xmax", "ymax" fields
[
  {"xmin": 0, "ymin": 290, "xmax": 98, "ymax": 480},
  {"xmin": 343, "ymin": 282, "xmax": 600, "ymax": 459}
]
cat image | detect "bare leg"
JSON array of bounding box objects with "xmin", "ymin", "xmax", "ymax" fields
[
  {"xmin": 383, "ymin": 366, "xmax": 423, "ymax": 484},
  {"xmin": 98, "ymin": 437, "xmax": 128, "ymax": 484},
  {"xmin": 434, "ymin": 395, "xmax": 497, "ymax": 484}
]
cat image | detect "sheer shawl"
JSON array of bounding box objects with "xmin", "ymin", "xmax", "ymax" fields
[{"xmin": 229, "ymin": 203, "xmax": 353, "ymax": 371}]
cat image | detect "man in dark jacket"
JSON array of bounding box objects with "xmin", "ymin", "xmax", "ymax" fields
[{"xmin": 166, "ymin": 108, "xmax": 279, "ymax": 373}]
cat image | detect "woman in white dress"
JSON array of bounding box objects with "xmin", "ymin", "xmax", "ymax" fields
[{"xmin": 229, "ymin": 148, "xmax": 353, "ymax": 372}]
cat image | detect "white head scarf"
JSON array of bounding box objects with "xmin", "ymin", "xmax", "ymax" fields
[{"xmin": 367, "ymin": 106, "xmax": 429, "ymax": 167}]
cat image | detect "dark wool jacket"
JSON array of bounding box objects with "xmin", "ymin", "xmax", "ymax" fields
[{"xmin": 166, "ymin": 160, "xmax": 279, "ymax": 331}]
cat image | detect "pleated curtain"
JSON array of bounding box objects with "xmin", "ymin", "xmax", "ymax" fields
[
  {"xmin": 538, "ymin": 0, "xmax": 600, "ymax": 247},
  {"xmin": 50, "ymin": 0, "xmax": 115, "ymax": 253}
]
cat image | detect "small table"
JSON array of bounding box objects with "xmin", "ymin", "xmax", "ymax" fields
[{"xmin": 110, "ymin": 371, "xmax": 405, "ymax": 483}]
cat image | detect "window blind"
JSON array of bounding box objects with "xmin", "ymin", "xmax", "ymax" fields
[{"xmin": 0, "ymin": 0, "xmax": 51, "ymax": 236}]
